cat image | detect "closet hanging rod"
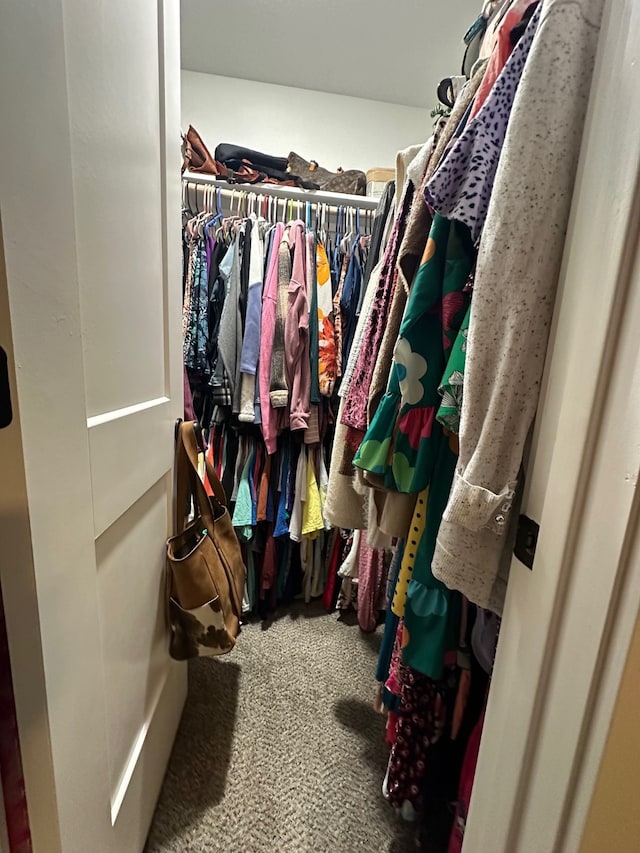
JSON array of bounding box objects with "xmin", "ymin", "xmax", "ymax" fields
[{"xmin": 182, "ymin": 171, "xmax": 379, "ymax": 210}]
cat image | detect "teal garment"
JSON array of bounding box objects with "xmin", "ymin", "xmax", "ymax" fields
[
  {"xmin": 402, "ymin": 431, "xmax": 461, "ymax": 679},
  {"xmin": 353, "ymin": 214, "xmax": 474, "ymax": 678},
  {"xmin": 403, "ymin": 288, "xmax": 471, "ymax": 676},
  {"xmin": 353, "ymin": 215, "xmax": 473, "ymax": 494},
  {"xmin": 437, "ymin": 303, "xmax": 470, "ymax": 433},
  {"xmin": 232, "ymin": 449, "xmax": 254, "ymax": 541}
]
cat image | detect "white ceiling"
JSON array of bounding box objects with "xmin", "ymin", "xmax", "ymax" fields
[{"xmin": 180, "ymin": 0, "xmax": 480, "ymax": 109}]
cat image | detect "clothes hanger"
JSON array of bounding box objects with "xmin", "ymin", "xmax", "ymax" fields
[
  {"xmin": 342, "ymin": 207, "xmax": 353, "ymax": 252},
  {"xmin": 189, "ymin": 182, "xmax": 198, "ymax": 216},
  {"xmin": 204, "ymin": 186, "xmax": 222, "ymax": 236},
  {"xmin": 181, "ymin": 180, "xmax": 188, "ymax": 215},
  {"xmin": 185, "ymin": 184, "xmax": 203, "ymax": 236}
]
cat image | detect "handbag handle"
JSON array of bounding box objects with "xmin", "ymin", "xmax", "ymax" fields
[
  {"xmin": 175, "ymin": 421, "xmax": 227, "ymax": 534},
  {"xmin": 173, "ymin": 421, "xmax": 245, "ymax": 621}
]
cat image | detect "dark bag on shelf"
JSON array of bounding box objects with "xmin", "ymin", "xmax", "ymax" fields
[
  {"xmin": 287, "ymin": 152, "xmax": 367, "ymax": 195},
  {"xmin": 215, "ymin": 143, "xmax": 289, "ymax": 174},
  {"xmin": 216, "ymin": 142, "xmax": 319, "ymax": 189},
  {"xmin": 165, "ymin": 421, "xmax": 246, "ymax": 660}
]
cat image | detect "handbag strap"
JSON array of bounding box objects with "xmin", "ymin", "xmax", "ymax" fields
[
  {"xmin": 183, "ymin": 421, "xmax": 228, "ymax": 506},
  {"xmin": 172, "ymin": 422, "xmax": 244, "ymax": 620},
  {"xmin": 175, "ymin": 421, "xmax": 228, "ymax": 534}
]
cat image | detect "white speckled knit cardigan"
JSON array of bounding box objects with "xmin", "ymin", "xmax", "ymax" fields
[{"xmin": 432, "ymin": 0, "xmax": 605, "ymax": 615}]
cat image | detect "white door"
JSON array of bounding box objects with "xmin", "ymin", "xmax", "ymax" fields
[
  {"xmin": 0, "ymin": 2, "xmax": 186, "ymax": 852},
  {"xmin": 465, "ymin": 2, "xmax": 640, "ymax": 850}
]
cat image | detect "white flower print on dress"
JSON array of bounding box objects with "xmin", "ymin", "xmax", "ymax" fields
[{"xmin": 394, "ymin": 337, "xmax": 427, "ymax": 407}]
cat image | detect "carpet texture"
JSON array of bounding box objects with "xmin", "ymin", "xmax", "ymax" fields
[{"xmin": 145, "ymin": 603, "xmax": 416, "ymax": 853}]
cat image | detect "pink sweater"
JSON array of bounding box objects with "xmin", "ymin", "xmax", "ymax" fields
[
  {"xmin": 259, "ymin": 222, "xmax": 284, "ymax": 454},
  {"xmin": 284, "ymin": 221, "xmax": 311, "ymax": 432}
]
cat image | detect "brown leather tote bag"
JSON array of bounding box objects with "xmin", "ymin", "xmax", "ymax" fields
[{"xmin": 166, "ymin": 421, "xmax": 246, "ymax": 660}]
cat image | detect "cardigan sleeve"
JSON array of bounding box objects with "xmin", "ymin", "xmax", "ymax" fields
[{"xmin": 436, "ymin": 1, "xmax": 604, "ymax": 543}]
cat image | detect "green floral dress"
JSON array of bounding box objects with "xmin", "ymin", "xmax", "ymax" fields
[
  {"xmin": 437, "ymin": 303, "xmax": 470, "ymax": 433},
  {"xmin": 354, "ymin": 214, "xmax": 474, "ymax": 679},
  {"xmin": 354, "ymin": 214, "xmax": 473, "ymax": 491}
]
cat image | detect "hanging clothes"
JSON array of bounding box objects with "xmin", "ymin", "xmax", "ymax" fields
[
  {"xmin": 239, "ymin": 217, "xmax": 265, "ymax": 423},
  {"xmin": 353, "ymin": 215, "xmax": 474, "ymax": 496},
  {"xmin": 259, "ymin": 222, "xmax": 285, "ymax": 454},
  {"xmin": 424, "ymin": 5, "xmax": 541, "ymax": 244},
  {"xmin": 179, "ymin": 186, "xmax": 382, "ymax": 620},
  {"xmin": 284, "ymin": 221, "xmax": 311, "ymax": 432},
  {"xmin": 432, "ymin": 0, "xmax": 605, "ymax": 616}
]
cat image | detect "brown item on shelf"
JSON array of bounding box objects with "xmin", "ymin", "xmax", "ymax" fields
[
  {"xmin": 287, "ymin": 151, "xmax": 367, "ymax": 195},
  {"xmin": 182, "ymin": 124, "xmax": 227, "ymax": 176},
  {"xmin": 183, "ymin": 125, "xmax": 305, "ymax": 188}
]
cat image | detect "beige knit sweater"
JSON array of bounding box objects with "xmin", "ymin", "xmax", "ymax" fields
[{"xmin": 432, "ymin": 0, "xmax": 605, "ymax": 614}]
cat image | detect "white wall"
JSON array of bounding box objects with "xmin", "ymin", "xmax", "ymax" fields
[{"xmin": 181, "ymin": 70, "xmax": 431, "ymax": 173}]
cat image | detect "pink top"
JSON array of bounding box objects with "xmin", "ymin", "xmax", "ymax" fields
[
  {"xmin": 285, "ymin": 222, "xmax": 311, "ymax": 432},
  {"xmin": 259, "ymin": 222, "xmax": 285, "ymax": 454},
  {"xmin": 469, "ymin": 6, "xmax": 522, "ymax": 120}
]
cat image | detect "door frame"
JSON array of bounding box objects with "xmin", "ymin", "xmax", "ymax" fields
[{"xmin": 464, "ymin": 1, "xmax": 640, "ymax": 850}]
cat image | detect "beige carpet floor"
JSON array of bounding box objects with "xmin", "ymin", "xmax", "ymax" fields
[{"xmin": 145, "ymin": 602, "xmax": 416, "ymax": 853}]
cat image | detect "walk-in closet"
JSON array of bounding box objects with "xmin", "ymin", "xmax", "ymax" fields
[{"xmin": 1, "ymin": 2, "xmax": 639, "ymax": 853}]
